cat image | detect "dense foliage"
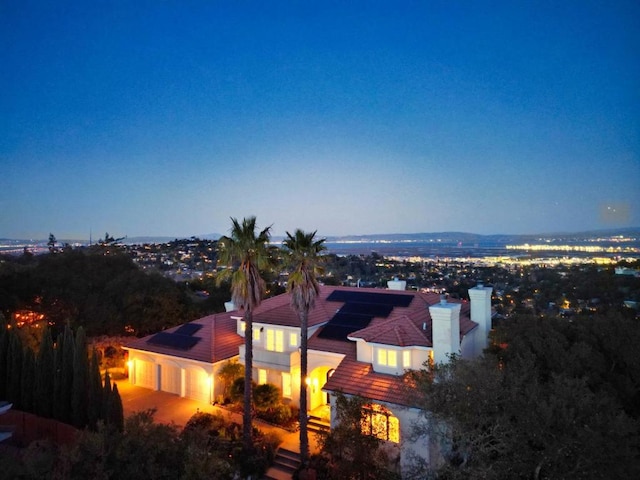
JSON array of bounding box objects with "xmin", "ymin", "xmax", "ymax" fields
[
  {"xmin": 0, "ymin": 248, "xmax": 194, "ymax": 338},
  {"xmin": 0, "ymin": 410, "xmax": 281, "ymax": 480},
  {"xmin": 0, "ymin": 320, "xmax": 122, "ymax": 432},
  {"xmin": 308, "ymin": 392, "xmax": 401, "ymax": 480},
  {"xmin": 406, "ymin": 312, "xmax": 640, "ymax": 479}
]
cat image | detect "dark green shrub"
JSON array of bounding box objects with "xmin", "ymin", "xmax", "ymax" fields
[
  {"xmin": 229, "ymin": 377, "xmax": 245, "ymax": 403},
  {"xmin": 257, "ymin": 404, "xmax": 297, "ymax": 428},
  {"xmin": 253, "ymin": 383, "xmax": 280, "ymax": 410}
]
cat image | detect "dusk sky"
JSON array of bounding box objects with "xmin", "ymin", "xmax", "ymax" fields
[{"xmin": 1, "ymin": 1, "xmax": 638, "ymax": 240}]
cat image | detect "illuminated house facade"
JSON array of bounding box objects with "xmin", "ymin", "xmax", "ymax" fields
[{"xmin": 124, "ymin": 283, "xmax": 493, "ymax": 473}]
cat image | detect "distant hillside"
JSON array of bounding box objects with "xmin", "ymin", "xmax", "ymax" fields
[
  {"xmin": 321, "ymin": 227, "xmax": 640, "ymax": 244},
  {"xmin": 2, "ymin": 227, "xmax": 638, "ymax": 247}
]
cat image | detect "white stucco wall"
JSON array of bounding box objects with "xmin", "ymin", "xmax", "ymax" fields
[
  {"xmin": 125, "ymin": 348, "xmax": 235, "ymax": 405},
  {"xmin": 327, "ymin": 393, "xmax": 432, "ymax": 477}
]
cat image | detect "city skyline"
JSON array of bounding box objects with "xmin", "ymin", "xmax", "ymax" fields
[{"xmin": 2, "ymin": 2, "xmax": 639, "ymax": 240}]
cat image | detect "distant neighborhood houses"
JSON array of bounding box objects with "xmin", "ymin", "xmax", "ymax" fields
[
  {"xmin": 123, "ymin": 281, "xmax": 493, "ymax": 474},
  {"xmin": 615, "ymin": 266, "xmax": 640, "ymax": 277}
]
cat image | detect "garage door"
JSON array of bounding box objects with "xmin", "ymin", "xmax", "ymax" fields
[
  {"xmin": 185, "ymin": 368, "xmax": 210, "ymax": 404},
  {"xmin": 160, "ymin": 364, "xmax": 181, "ymax": 395},
  {"xmin": 135, "ymin": 360, "xmax": 155, "ymax": 390}
]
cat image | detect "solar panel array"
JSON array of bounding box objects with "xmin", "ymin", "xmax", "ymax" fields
[
  {"xmin": 326, "ymin": 290, "xmax": 413, "ymax": 308},
  {"xmin": 175, "ymin": 323, "xmax": 203, "ymax": 336},
  {"xmin": 147, "ymin": 323, "xmax": 203, "ymax": 350},
  {"xmin": 318, "ymin": 290, "xmax": 414, "ymax": 341},
  {"xmin": 339, "ymin": 302, "xmax": 393, "ymax": 318}
]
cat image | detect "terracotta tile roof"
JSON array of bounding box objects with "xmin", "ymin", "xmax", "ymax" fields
[
  {"xmin": 313, "ymin": 286, "xmax": 477, "ymax": 348},
  {"xmin": 322, "ymin": 355, "xmax": 415, "ymax": 407},
  {"xmin": 308, "ymin": 332, "xmax": 357, "ymax": 356},
  {"xmin": 124, "ymin": 311, "xmax": 243, "ymax": 364},
  {"xmin": 317, "ymin": 287, "xmax": 477, "ymax": 408},
  {"xmin": 348, "ymin": 314, "xmax": 432, "ymax": 347},
  {"xmin": 250, "ymin": 289, "xmax": 334, "ymax": 328}
]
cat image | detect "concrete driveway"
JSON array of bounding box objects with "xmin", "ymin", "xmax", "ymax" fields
[{"xmin": 114, "ymin": 380, "xmax": 317, "ymax": 453}]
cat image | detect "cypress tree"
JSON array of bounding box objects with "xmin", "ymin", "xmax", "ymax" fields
[
  {"xmin": 6, "ymin": 332, "xmax": 23, "ymax": 408},
  {"xmin": 20, "ymin": 348, "xmax": 36, "ymax": 413},
  {"xmin": 87, "ymin": 348, "xmax": 103, "ymax": 429},
  {"xmin": 110, "ymin": 383, "xmax": 124, "ymax": 432},
  {"xmin": 53, "ymin": 331, "xmax": 64, "ymax": 420},
  {"xmin": 59, "ymin": 325, "xmax": 75, "ymax": 423},
  {"xmin": 0, "ymin": 321, "xmax": 9, "ymax": 400},
  {"xmin": 35, "ymin": 326, "xmax": 55, "ymax": 418},
  {"xmin": 102, "ymin": 370, "xmax": 112, "ymax": 422},
  {"xmin": 71, "ymin": 326, "xmax": 88, "ymax": 428}
]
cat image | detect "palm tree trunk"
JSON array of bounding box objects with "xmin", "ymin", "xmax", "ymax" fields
[
  {"xmin": 299, "ymin": 309, "xmax": 310, "ymax": 465},
  {"xmin": 244, "ymin": 310, "xmax": 254, "ymax": 452}
]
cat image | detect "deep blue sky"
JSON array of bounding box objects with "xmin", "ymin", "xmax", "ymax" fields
[{"xmin": 1, "ymin": 1, "xmax": 638, "ymax": 240}]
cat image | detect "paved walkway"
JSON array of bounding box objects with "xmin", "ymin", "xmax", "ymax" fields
[{"xmin": 114, "ymin": 380, "xmax": 319, "ymax": 454}]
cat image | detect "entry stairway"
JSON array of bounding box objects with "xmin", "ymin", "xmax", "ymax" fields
[
  {"xmin": 263, "ymin": 415, "xmax": 329, "ymax": 479},
  {"xmin": 264, "ymin": 447, "xmax": 300, "ymax": 480}
]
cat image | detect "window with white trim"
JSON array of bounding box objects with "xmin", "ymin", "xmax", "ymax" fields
[
  {"xmin": 266, "ymin": 329, "xmax": 284, "ymax": 352},
  {"xmin": 402, "ymin": 350, "xmax": 411, "ymax": 368},
  {"xmin": 377, "ymin": 348, "xmax": 397, "ymax": 367},
  {"xmin": 289, "ymin": 332, "xmax": 298, "ymax": 347},
  {"xmin": 253, "ymin": 327, "xmax": 261, "ymax": 341},
  {"xmin": 282, "ymin": 372, "xmax": 292, "ymax": 398},
  {"xmin": 258, "ymin": 369, "xmax": 267, "ymax": 385}
]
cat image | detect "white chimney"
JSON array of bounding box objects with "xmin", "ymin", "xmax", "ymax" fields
[
  {"xmin": 429, "ymin": 298, "xmax": 461, "ymax": 364},
  {"xmin": 387, "ymin": 277, "xmax": 407, "ymax": 291},
  {"xmin": 468, "ymin": 283, "xmax": 493, "ymax": 355},
  {"xmin": 224, "ymin": 300, "xmax": 236, "ymax": 312}
]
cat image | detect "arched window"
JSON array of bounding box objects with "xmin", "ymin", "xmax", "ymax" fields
[{"xmin": 362, "ymin": 403, "xmax": 400, "ymax": 443}]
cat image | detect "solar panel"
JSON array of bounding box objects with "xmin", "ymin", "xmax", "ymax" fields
[
  {"xmin": 318, "ymin": 324, "xmax": 365, "ymax": 341},
  {"xmin": 148, "ymin": 332, "xmax": 201, "ymax": 350},
  {"xmin": 330, "ymin": 312, "xmax": 373, "ymax": 329},
  {"xmin": 174, "ymin": 323, "xmax": 203, "ymax": 336},
  {"xmin": 317, "ymin": 311, "xmax": 374, "ymax": 341},
  {"xmin": 327, "ymin": 290, "xmax": 413, "ymax": 307},
  {"xmin": 319, "ymin": 289, "xmax": 414, "ymax": 341},
  {"xmin": 340, "ymin": 302, "xmax": 393, "ymax": 318}
]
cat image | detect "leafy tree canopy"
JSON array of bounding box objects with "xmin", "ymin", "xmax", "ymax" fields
[{"xmin": 406, "ymin": 312, "xmax": 640, "ymax": 480}]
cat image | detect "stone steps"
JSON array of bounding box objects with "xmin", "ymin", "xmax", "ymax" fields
[
  {"xmin": 307, "ymin": 415, "xmax": 330, "ymax": 434},
  {"xmin": 263, "ymin": 447, "xmax": 300, "ymax": 480}
]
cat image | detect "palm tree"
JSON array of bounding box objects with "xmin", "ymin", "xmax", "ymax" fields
[
  {"xmin": 283, "ymin": 229, "xmax": 326, "ymax": 466},
  {"xmin": 217, "ymin": 216, "xmax": 272, "ymax": 451}
]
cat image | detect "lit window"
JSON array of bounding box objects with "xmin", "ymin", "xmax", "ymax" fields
[
  {"xmin": 258, "ymin": 369, "xmax": 267, "ymax": 385},
  {"xmin": 378, "ymin": 348, "xmax": 397, "ymax": 367},
  {"xmin": 362, "ymin": 404, "xmax": 399, "ymax": 443},
  {"xmin": 253, "ymin": 327, "xmax": 261, "ymax": 341},
  {"xmin": 265, "ymin": 329, "xmax": 284, "ymax": 352},
  {"xmin": 388, "ymin": 416, "xmax": 400, "ymax": 443},
  {"xmin": 282, "ymin": 372, "xmax": 291, "ymax": 398},
  {"xmin": 403, "ymin": 350, "xmax": 411, "ymax": 368},
  {"xmin": 240, "ymin": 321, "xmax": 246, "ymax": 333},
  {"xmin": 388, "ymin": 350, "xmax": 397, "ymax": 367},
  {"xmin": 377, "ymin": 348, "xmax": 387, "ymax": 365},
  {"xmin": 289, "ymin": 332, "xmax": 298, "ymax": 347}
]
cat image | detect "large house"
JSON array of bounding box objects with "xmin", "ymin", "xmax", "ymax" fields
[{"xmin": 124, "ymin": 281, "xmax": 493, "ymax": 473}]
